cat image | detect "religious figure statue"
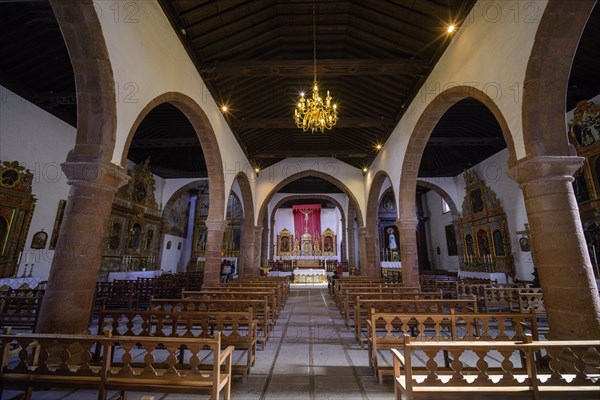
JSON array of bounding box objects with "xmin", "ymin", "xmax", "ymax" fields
[
  {"xmin": 313, "ymin": 238, "xmax": 321, "ymax": 255},
  {"xmin": 300, "ymin": 209, "xmax": 312, "ymax": 233},
  {"xmin": 387, "ymin": 228, "xmax": 398, "ymax": 250},
  {"xmin": 293, "ymin": 237, "xmax": 300, "ymax": 254}
]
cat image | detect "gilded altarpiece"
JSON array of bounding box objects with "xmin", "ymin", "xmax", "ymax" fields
[
  {"xmin": 0, "ymin": 161, "xmax": 36, "ymax": 278},
  {"xmin": 568, "ymin": 100, "xmax": 600, "ymax": 277},
  {"xmin": 99, "ymin": 160, "xmax": 162, "ymax": 281},
  {"xmin": 188, "ymin": 193, "xmax": 242, "ymax": 272},
  {"xmin": 459, "ymin": 170, "xmax": 514, "ymax": 277}
]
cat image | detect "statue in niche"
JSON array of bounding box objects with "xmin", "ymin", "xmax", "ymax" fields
[
  {"xmin": 387, "ymin": 228, "xmax": 398, "ymax": 250},
  {"xmin": 109, "ymin": 222, "xmax": 122, "ymax": 250},
  {"xmin": 128, "ymin": 223, "xmax": 142, "ymax": 249}
]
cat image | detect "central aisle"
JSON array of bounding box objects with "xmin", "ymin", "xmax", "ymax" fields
[{"xmin": 232, "ymin": 287, "xmax": 395, "ymax": 400}]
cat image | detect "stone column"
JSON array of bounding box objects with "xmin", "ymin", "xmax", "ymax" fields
[
  {"xmin": 347, "ymin": 226, "xmax": 356, "ymax": 269},
  {"xmin": 357, "ymin": 227, "xmax": 368, "ymax": 275},
  {"xmin": 340, "ymin": 218, "xmax": 347, "ymax": 263},
  {"xmin": 261, "ymin": 227, "xmax": 269, "ymax": 267},
  {"xmin": 36, "ymin": 161, "xmax": 128, "ymax": 334},
  {"xmin": 509, "ymin": 156, "xmax": 600, "ymax": 339},
  {"xmin": 250, "ymin": 226, "xmax": 263, "ymax": 274},
  {"xmin": 203, "ymin": 219, "xmax": 226, "ymax": 287},
  {"xmin": 397, "ymin": 218, "xmax": 420, "ymax": 288}
]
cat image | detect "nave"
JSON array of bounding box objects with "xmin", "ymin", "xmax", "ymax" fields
[{"xmin": 1, "ymin": 287, "xmax": 394, "ymax": 400}]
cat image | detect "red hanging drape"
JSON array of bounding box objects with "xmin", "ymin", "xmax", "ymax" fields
[{"xmin": 292, "ymin": 204, "xmax": 322, "ymax": 239}]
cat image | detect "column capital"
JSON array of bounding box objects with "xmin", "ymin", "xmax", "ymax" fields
[
  {"xmin": 253, "ymin": 225, "xmax": 264, "ymax": 235},
  {"xmin": 358, "ymin": 226, "xmax": 368, "ymax": 235},
  {"xmin": 61, "ymin": 160, "xmax": 129, "ymax": 191},
  {"xmin": 508, "ymin": 155, "xmax": 584, "ymax": 186},
  {"xmin": 205, "ymin": 219, "xmax": 227, "ymax": 232}
]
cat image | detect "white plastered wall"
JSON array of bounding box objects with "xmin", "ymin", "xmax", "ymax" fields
[
  {"xmin": 255, "ymin": 158, "xmax": 364, "ymax": 225},
  {"xmin": 97, "ymin": 0, "xmax": 254, "ymax": 220},
  {"xmin": 366, "ymin": 0, "xmax": 548, "ymax": 207}
]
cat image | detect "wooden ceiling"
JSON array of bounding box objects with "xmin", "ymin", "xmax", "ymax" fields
[
  {"xmin": 158, "ymin": 0, "xmax": 478, "ymax": 170},
  {"xmin": 0, "ymin": 1, "xmax": 598, "ymax": 179}
]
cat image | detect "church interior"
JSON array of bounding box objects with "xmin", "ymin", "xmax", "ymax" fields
[{"xmin": 0, "ymin": 0, "xmax": 599, "ymax": 399}]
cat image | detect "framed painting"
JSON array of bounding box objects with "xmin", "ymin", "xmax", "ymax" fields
[
  {"xmin": 322, "ymin": 228, "xmax": 336, "ymax": 256},
  {"xmin": 277, "ymin": 228, "xmax": 292, "ymax": 256},
  {"xmin": 445, "ymin": 224, "xmax": 458, "ymax": 256}
]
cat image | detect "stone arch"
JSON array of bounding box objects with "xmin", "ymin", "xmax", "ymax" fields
[
  {"xmin": 364, "ymin": 171, "xmax": 395, "ymax": 276},
  {"xmin": 416, "ymin": 179, "xmax": 463, "ymax": 267},
  {"xmin": 122, "ymin": 92, "xmax": 225, "ymax": 222},
  {"xmin": 123, "ymin": 93, "xmax": 225, "ymax": 285},
  {"xmin": 522, "ymin": 0, "xmax": 596, "ymax": 156},
  {"xmin": 269, "ymin": 194, "xmax": 348, "ymax": 263},
  {"xmin": 38, "ymin": 0, "xmax": 128, "ymax": 334},
  {"xmin": 257, "ymin": 170, "xmax": 364, "ymax": 227},
  {"xmin": 50, "ymin": 0, "xmax": 117, "ymax": 161},
  {"xmin": 230, "ymin": 172, "xmax": 256, "ymax": 276},
  {"xmin": 397, "ymin": 86, "xmax": 516, "ymax": 286},
  {"xmin": 514, "ymin": 0, "xmax": 600, "ymax": 339}
]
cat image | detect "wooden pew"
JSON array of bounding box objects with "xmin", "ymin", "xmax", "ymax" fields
[
  {"xmin": 341, "ymin": 289, "xmax": 439, "ymax": 328},
  {"xmin": 0, "ymin": 333, "xmax": 233, "ymax": 400},
  {"xmin": 353, "ymin": 297, "xmax": 476, "ymax": 347},
  {"xmin": 0, "ymin": 295, "xmax": 43, "ymax": 331},
  {"xmin": 150, "ymin": 297, "xmax": 273, "ymax": 347},
  {"xmin": 223, "ymin": 282, "xmax": 288, "ymax": 307},
  {"xmin": 368, "ymin": 311, "xmax": 538, "ymax": 383},
  {"xmin": 336, "ymin": 284, "xmax": 416, "ymax": 309},
  {"xmin": 96, "ymin": 309, "xmax": 256, "ymax": 382},
  {"xmin": 185, "ymin": 289, "xmax": 281, "ymax": 317},
  {"xmin": 392, "ymin": 335, "xmax": 600, "ymax": 400}
]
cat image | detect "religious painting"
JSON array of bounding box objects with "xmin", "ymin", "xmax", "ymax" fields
[
  {"xmin": 519, "ymin": 237, "xmax": 530, "ymax": 252},
  {"xmin": 49, "ymin": 200, "xmax": 66, "ymax": 250},
  {"xmin": 569, "ymin": 100, "xmax": 600, "ymax": 150},
  {"xmin": 0, "ymin": 208, "xmax": 16, "ymax": 255},
  {"xmin": 492, "ymin": 229, "xmax": 506, "ymax": 256},
  {"xmin": 198, "ymin": 194, "xmax": 209, "ymax": 217},
  {"xmin": 470, "ymin": 188, "xmax": 484, "ymax": 213},
  {"xmin": 444, "ymin": 224, "xmax": 458, "ymax": 256},
  {"xmin": 108, "ymin": 220, "xmax": 123, "ymax": 250},
  {"xmin": 476, "ymin": 229, "xmax": 490, "ymax": 256},
  {"xmin": 321, "ymin": 228, "xmax": 337, "ymax": 256},
  {"xmin": 146, "ymin": 229, "xmax": 154, "ymax": 250},
  {"xmin": 277, "ymin": 228, "xmax": 292, "ymax": 256},
  {"xmin": 465, "ymin": 234, "xmax": 474, "ymax": 255},
  {"xmin": 0, "ymin": 216, "xmax": 8, "ymax": 256},
  {"xmin": 30, "ymin": 230, "xmax": 47, "ymax": 249},
  {"xmin": 195, "ymin": 225, "xmax": 207, "ymax": 252},
  {"xmin": 128, "ymin": 223, "xmax": 142, "ymax": 250}
]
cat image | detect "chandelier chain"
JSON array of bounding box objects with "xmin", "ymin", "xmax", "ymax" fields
[{"xmin": 293, "ymin": 2, "xmax": 338, "ymax": 133}]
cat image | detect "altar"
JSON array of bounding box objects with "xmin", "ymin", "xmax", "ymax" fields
[
  {"xmin": 293, "ymin": 268, "xmax": 327, "ymax": 283},
  {"xmin": 0, "ymin": 277, "xmax": 42, "ymax": 290},
  {"xmin": 458, "ymin": 270, "xmax": 507, "ymax": 284},
  {"xmin": 108, "ymin": 270, "xmax": 162, "ymax": 282}
]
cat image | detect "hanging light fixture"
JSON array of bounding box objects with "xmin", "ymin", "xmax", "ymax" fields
[{"xmin": 294, "ymin": 3, "xmax": 338, "ymax": 133}]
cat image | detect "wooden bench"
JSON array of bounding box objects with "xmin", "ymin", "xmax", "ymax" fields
[
  {"xmin": 0, "ymin": 333, "xmax": 233, "ymax": 400},
  {"xmin": 96, "ymin": 309, "xmax": 256, "ymax": 382},
  {"xmin": 342, "ymin": 290, "xmax": 442, "ymax": 329},
  {"xmin": 150, "ymin": 297, "xmax": 273, "ymax": 347},
  {"xmin": 354, "ymin": 298, "xmax": 477, "ymax": 347},
  {"xmin": 368, "ymin": 311, "xmax": 538, "ymax": 383},
  {"xmin": 392, "ymin": 335, "xmax": 600, "ymax": 400},
  {"xmin": 186, "ymin": 289, "xmax": 281, "ymax": 317},
  {"xmin": 0, "ymin": 295, "xmax": 43, "ymax": 331}
]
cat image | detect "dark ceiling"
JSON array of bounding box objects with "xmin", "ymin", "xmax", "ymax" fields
[{"xmin": 0, "ymin": 1, "xmax": 598, "ymax": 180}]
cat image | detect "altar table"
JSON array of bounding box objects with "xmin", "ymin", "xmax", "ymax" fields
[
  {"xmin": 458, "ymin": 270, "xmax": 507, "ymax": 284},
  {"xmin": 293, "ymin": 268, "xmax": 325, "ymax": 276},
  {"xmin": 108, "ymin": 270, "xmax": 162, "ymax": 282},
  {"xmin": 0, "ymin": 277, "xmax": 43, "ymax": 290},
  {"xmin": 380, "ymin": 261, "xmax": 401, "ymax": 268}
]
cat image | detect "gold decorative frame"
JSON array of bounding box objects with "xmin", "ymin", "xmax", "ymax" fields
[
  {"xmin": 277, "ymin": 228, "xmax": 293, "ymax": 256},
  {"xmin": 322, "ymin": 228, "xmax": 336, "ymax": 256}
]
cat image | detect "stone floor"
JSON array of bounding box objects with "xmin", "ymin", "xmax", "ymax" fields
[{"xmin": 2, "ymin": 286, "xmax": 394, "ymax": 400}]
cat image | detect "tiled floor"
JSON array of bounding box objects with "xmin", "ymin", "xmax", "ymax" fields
[{"xmin": 2, "ymin": 287, "xmax": 394, "ymax": 400}]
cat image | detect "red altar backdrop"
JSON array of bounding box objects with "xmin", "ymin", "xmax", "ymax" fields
[{"xmin": 292, "ymin": 204, "xmax": 322, "ymax": 239}]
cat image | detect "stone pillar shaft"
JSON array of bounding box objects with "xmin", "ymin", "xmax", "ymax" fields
[
  {"xmin": 261, "ymin": 227, "xmax": 269, "ymax": 267},
  {"xmin": 204, "ymin": 219, "xmax": 226, "ymax": 287},
  {"xmin": 36, "ymin": 161, "xmax": 128, "ymax": 334},
  {"xmin": 510, "ymin": 156, "xmax": 600, "ymax": 339},
  {"xmin": 397, "ymin": 218, "xmax": 420, "ymax": 288}
]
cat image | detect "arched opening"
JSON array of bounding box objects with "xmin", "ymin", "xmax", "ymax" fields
[
  {"xmin": 365, "ymin": 171, "xmax": 394, "ymax": 277},
  {"xmin": 399, "ymin": 88, "xmax": 516, "ymax": 287},
  {"xmin": 230, "ymin": 172, "xmax": 256, "ymax": 277}
]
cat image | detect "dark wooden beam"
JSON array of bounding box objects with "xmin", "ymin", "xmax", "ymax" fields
[
  {"xmin": 426, "ymin": 137, "xmax": 505, "ymax": 146},
  {"xmin": 251, "ymin": 150, "xmax": 369, "ymax": 158},
  {"xmin": 201, "ymin": 59, "xmax": 429, "ymax": 76},
  {"xmin": 232, "ymin": 118, "xmax": 394, "ymax": 129},
  {"xmin": 130, "ymin": 138, "xmax": 200, "ymax": 148}
]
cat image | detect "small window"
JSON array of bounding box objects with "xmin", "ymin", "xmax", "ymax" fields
[{"xmin": 441, "ymin": 198, "xmax": 450, "ymax": 214}]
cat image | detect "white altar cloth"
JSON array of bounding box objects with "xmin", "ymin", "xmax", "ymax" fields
[
  {"xmin": 458, "ymin": 270, "xmax": 507, "ymax": 284},
  {"xmin": 293, "ymin": 268, "xmax": 325, "ymax": 276},
  {"xmin": 0, "ymin": 277, "xmax": 42, "ymax": 289},
  {"xmin": 381, "ymin": 262, "xmax": 401, "ymax": 269},
  {"xmin": 108, "ymin": 270, "xmax": 162, "ymax": 282}
]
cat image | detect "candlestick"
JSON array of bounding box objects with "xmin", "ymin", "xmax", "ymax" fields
[
  {"xmin": 17, "ymin": 251, "xmax": 22, "ymax": 265},
  {"xmin": 21, "ymin": 264, "xmax": 28, "ymax": 278}
]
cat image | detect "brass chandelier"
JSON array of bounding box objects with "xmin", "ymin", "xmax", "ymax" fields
[{"xmin": 294, "ymin": 4, "xmax": 338, "ymax": 133}]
